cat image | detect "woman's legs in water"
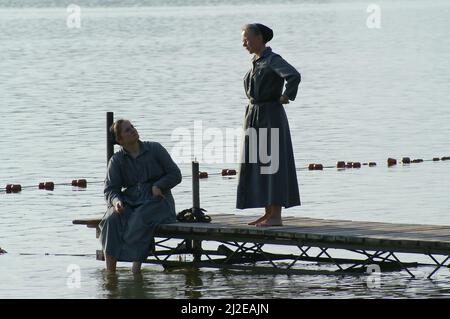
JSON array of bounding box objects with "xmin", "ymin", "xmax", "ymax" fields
[
  {"xmin": 132, "ymin": 262, "xmax": 142, "ymax": 274},
  {"xmin": 106, "ymin": 254, "xmax": 117, "ymax": 272},
  {"xmin": 106, "ymin": 254, "xmax": 142, "ymax": 274}
]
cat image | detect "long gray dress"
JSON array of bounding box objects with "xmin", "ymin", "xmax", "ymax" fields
[
  {"xmin": 237, "ymin": 47, "xmax": 301, "ymax": 209},
  {"xmin": 99, "ymin": 140, "xmax": 182, "ymax": 262}
]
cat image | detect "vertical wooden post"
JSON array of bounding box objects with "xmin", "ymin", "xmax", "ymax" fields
[
  {"xmin": 192, "ymin": 160, "xmax": 200, "ymax": 214},
  {"xmin": 191, "ymin": 161, "xmax": 202, "ymax": 262},
  {"xmin": 106, "ymin": 112, "xmax": 114, "ymax": 165},
  {"xmin": 192, "ymin": 240, "xmax": 202, "ymax": 263}
]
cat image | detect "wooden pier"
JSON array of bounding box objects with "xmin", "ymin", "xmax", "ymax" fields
[{"xmin": 73, "ymin": 213, "xmax": 450, "ymax": 279}]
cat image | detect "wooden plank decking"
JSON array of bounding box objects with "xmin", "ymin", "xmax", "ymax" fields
[{"xmin": 73, "ymin": 214, "xmax": 450, "ymax": 256}]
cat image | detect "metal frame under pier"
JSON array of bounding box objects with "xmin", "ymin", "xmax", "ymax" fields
[
  {"xmin": 147, "ymin": 225, "xmax": 449, "ymax": 279},
  {"xmin": 75, "ymin": 215, "xmax": 450, "ymax": 279}
]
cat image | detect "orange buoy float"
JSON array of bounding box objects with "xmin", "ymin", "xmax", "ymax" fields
[
  {"xmin": 387, "ymin": 158, "xmax": 397, "ymax": 166},
  {"xmin": 308, "ymin": 164, "xmax": 324, "ymax": 170},
  {"xmin": 337, "ymin": 161, "xmax": 345, "ymax": 169},
  {"xmin": 221, "ymin": 169, "xmax": 237, "ymax": 176},
  {"xmin": 71, "ymin": 179, "xmax": 87, "ymax": 187},
  {"xmin": 44, "ymin": 182, "xmax": 54, "ymax": 191},
  {"xmin": 11, "ymin": 185, "xmax": 22, "ymax": 193},
  {"xmin": 6, "ymin": 184, "xmax": 21, "ymax": 193},
  {"xmin": 77, "ymin": 179, "xmax": 87, "ymax": 188}
]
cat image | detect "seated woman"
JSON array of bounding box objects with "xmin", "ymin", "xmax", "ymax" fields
[{"xmin": 99, "ymin": 119, "xmax": 182, "ymax": 273}]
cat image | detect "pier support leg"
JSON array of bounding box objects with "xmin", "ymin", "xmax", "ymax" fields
[
  {"xmin": 427, "ymin": 255, "xmax": 450, "ymax": 279},
  {"xmin": 193, "ymin": 240, "xmax": 203, "ymax": 262},
  {"xmin": 388, "ymin": 252, "xmax": 415, "ymax": 278}
]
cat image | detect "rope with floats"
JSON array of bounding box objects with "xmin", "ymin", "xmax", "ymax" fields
[{"xmin": 2, "ymin": 156, "xmax": 450, "ymax": 193}]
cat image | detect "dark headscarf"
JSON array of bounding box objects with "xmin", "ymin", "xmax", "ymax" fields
[{"xmin": 254, "ymin": 23, "xmax": 273, "ymax": 43}]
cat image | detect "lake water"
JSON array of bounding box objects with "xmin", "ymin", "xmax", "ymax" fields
[{"xmin": 1, "ymin": 0, "xmax": 450, "ymax": 298}]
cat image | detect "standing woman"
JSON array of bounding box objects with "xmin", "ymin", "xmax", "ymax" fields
[{"xmin": 237, "ymin": 23, "xmax": 301, "ymax": 226}]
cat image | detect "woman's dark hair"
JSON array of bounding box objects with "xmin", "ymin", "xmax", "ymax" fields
[
  {"xmin": 242, "ymin": 23, "xmax": 273, "ymax": 43},
  {"xmin": 109, "ymin": 119, "xmax": 127, "ymax": 144}
]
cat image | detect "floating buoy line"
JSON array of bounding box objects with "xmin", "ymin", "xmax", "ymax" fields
[
  {"xmin": 1, "ymin": 156, "xmax": 449, "ymax": 194},
  {"xmin": 0, "ymin": 249, "xmax": 95, "ymax": 258}
]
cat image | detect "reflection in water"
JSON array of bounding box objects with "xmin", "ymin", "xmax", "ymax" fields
[
  {"xmin": 183, "ymin": 269, "xmax": 203, "ymax": 299},
  {"xmin": 96, "ymin": 267, "xmax": 227, "ymax": 299},
  {"xmin": 101, "ymin": 271, "xmax": 119, "ymax": 298},
  {"xmin": 96, "ymin": 266, "xmax": 450, "ymax": 299},
  {"xmin": 98, "ymin": 267, "xmax": 207, "ymax": 299},
  {"xmin": 99, "ymin": 269, "xmax": 152, "ymax": 299}
]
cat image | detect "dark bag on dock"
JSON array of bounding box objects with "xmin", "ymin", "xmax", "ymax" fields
[{"xmin": 176, "ymin": 208, "xmax": 211, "ymax": 223}]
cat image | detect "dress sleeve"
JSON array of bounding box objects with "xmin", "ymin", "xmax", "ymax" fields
[
  {"xmin": 270, "ymin": 55, "xmax": 301, "ymax": 101},
  {"xmin": 152, "ymin": 143, "xmax": 182, "ymax": 190},
  {"xmin": 104, "ymin": 155, "xmax": 123, "ymax": 207}
]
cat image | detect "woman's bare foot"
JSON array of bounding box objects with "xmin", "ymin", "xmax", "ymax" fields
[
  {"xmin": 256, "ymin": 205, "xmax": 282, "ymax": 227},
  {"xmin": 248, "ymin": 214, "xmax": 269, "ymax": 225},
  {"xmin": 248, "ymin": 207, "xmax": 272, "ymax": 225},
  {"xmin": 105, "ymin": 254, "xmax": 117, "ymax": 273},
  {"xmin": 256, "ymin": 218, "xmax": 283, "ymax": 227}
]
